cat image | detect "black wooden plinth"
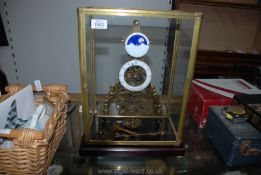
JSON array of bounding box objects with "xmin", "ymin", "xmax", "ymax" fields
[{"xmin": 79, "ymin": 138, "xmax": 185, "ymax": 157}]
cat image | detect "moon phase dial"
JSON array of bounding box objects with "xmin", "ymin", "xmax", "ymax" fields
[
  {"xmin": 125, "ymin": 32, "xmax": 150, "ymax": 58},
  {"xmin": 119, "ymin": 60, "xmax": 152, "ymax": 92}
]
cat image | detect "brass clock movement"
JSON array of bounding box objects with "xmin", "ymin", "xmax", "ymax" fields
[
  {"xmin": 98, "ymin": 20, "xmax": 165, "ymax": 140},
  {"xmin": 78, "ymin": 8, "xmax": 202, "ymax": 147}
]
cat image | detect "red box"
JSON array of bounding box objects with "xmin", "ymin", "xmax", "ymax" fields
[
  {"xmin": 188, "ymin": 79, "xmax": 261, "ymax": 128},
  {"xmin": 188, "ymin": 83, "xmax": 232, "ymax": 128}
]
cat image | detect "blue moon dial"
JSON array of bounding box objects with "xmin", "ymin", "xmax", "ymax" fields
[{"xmin": 125, "ymin": 32, "xmax": 150, "ymax": 58}]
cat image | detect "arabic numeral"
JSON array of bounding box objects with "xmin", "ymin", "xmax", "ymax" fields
[{"xmin": 95, "ymin": 22, "xmax": 104, "ymax": 27}]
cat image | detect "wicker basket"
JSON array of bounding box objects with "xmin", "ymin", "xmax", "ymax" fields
[{"xmin": 0, "ymin": 84, "xmax": 69, "ymax": 175}]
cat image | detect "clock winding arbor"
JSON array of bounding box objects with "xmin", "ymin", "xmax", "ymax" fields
[{"xmin": 78, "ymin": 8, "xmax": 202, "ymax": 156}]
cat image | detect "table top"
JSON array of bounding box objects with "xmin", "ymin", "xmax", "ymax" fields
[{"xmin": 53, "ymin": 104, "xmax": 261, "ymax": 175}]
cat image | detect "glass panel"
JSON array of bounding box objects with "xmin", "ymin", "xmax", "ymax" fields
[
  {"xmin": 92, "ymin": 16, "xmax": 169, "ymax": 95},
  {"xmin": 171, "ymin": 19, "xmax": 195, "ymax": 128},
  {"xmin": 85, "ymin": 16, "xmax": 95, "ymax": 118},
  {"xmin": 81, "ymin": 9, "xmax": 201, "ymax": 145},
  {"xmin": 85, "ymin": 15, "xmax": 175, "ymax": 142}
]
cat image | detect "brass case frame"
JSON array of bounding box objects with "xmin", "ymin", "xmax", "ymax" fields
[{"xmin": 78, "ymin": 8, "xmax": 202, "ymax": 146}]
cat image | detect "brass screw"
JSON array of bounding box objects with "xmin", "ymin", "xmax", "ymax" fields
[{"xmin": 98, "ymin": 130, "xmax": 104, "ymax": 135}]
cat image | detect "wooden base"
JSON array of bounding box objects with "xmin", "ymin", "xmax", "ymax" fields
[{"xmin": 79, "ymin": 138, "xmax": 185, "ymax": 157}]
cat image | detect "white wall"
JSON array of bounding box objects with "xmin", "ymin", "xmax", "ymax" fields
[{"xmin": 0, "ymin": 0, "xmax": 171, "ymax": 93}]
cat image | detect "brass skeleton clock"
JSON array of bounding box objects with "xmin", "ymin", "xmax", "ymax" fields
[{"xmin": 78, "ymin": 8, "xmax": 202, "ymax": 146}]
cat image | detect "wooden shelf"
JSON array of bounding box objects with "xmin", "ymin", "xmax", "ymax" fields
[
  {"xmin": 194, "ymin": 50, "xmax": 261, "ymax": 78},
  {"xmin": 195, "ymin": 69, "xmax": 261, "ymax": 77},
  {"xmin": 197, "ymin": 50, "xmax": 261, "ymax": 66},
  {"xmin": 180, "ymin": 0, "xmax": 261, "ymax": 10}
]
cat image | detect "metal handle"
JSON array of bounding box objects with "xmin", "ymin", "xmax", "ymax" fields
[{"xmin": 240, "ymin": 141, "xmax": 261, "ymax": 156}]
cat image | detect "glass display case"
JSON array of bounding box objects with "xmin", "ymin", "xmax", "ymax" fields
[{"xmin": 77, "ymin": 8, "xmax": 202, "ymax": 147}]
